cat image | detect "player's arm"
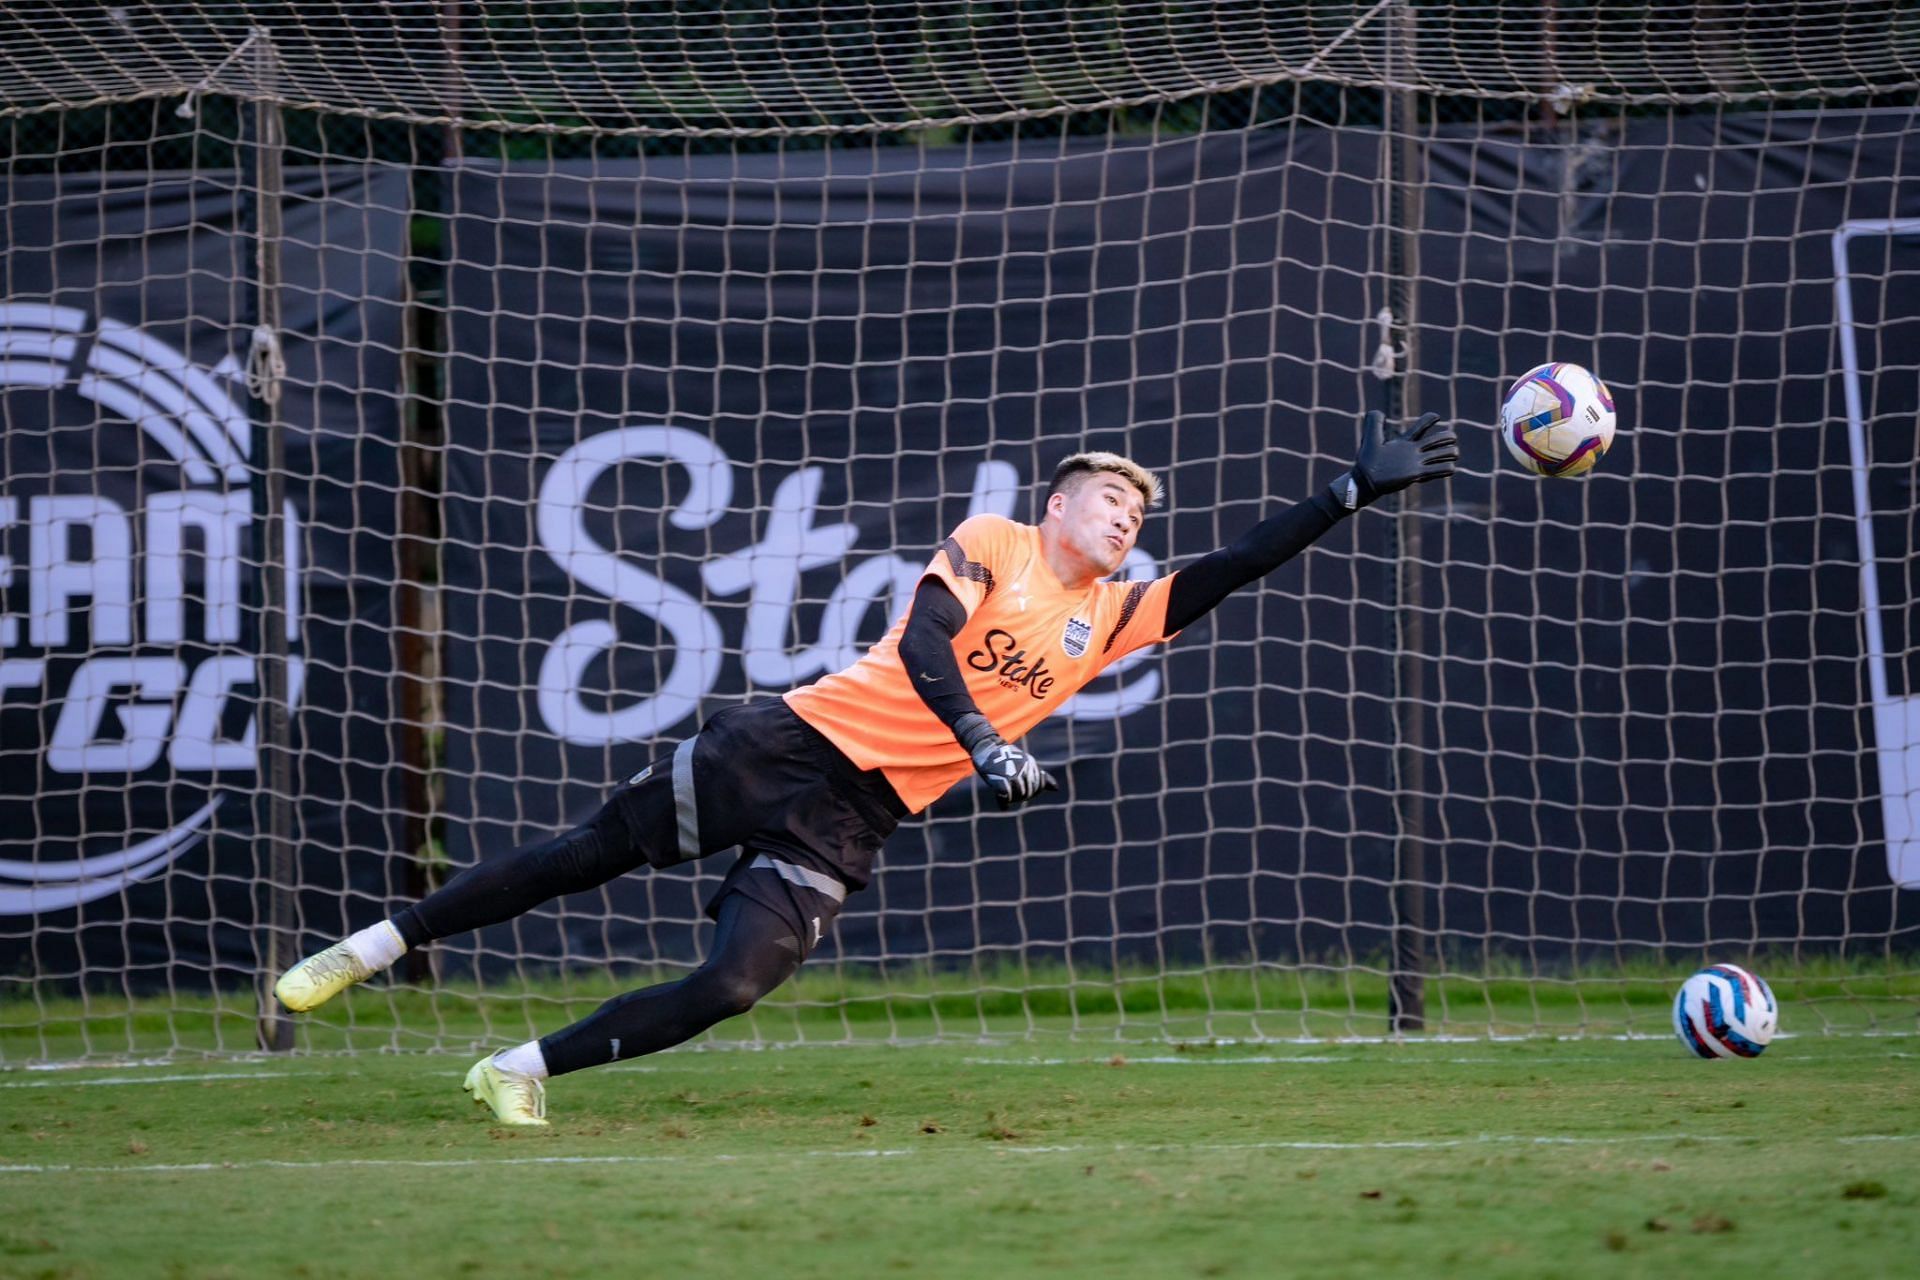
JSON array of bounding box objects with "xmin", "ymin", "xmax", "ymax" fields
[
  {"xmin": 898, "ymin": 577, "xmax": 1058, "ymax": 811},
  {"xmin": 1164, "ymin": 410, "xmax": 1458, "ymax": 633}
]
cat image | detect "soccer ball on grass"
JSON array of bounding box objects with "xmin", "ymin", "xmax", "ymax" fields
[
  {"xmin": 1499, "ymin": 361, "xmax": 1617, "ymax": 477},
  {"xmin": 1672, "ymin": 963, "xmax": 1778, "ymax": 1059}
]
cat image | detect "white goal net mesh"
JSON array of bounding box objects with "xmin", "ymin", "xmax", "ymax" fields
[
  {"xmin": 5, "ymin": 1, "xmax": 1920, "ymax": 125},
  {"xmin": 2, "ymin": 1, "xmax": 1918, "ymax": 1063}
]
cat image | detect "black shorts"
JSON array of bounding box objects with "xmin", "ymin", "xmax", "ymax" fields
[
  {"xmin": 609, "ymin": 698, "xmax": 907, "ymax": 957},
  {"xmin": 710, "ymin": 855, "xmax": 847, "ymax": 961}
]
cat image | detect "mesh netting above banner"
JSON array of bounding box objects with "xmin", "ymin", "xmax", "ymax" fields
[{"xmin": 4, "ymin": 1, "xmax": 1920, "ymax": 134}]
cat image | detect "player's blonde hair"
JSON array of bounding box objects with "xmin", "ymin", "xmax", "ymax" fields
[{"xmin": 1047, "ymin": 451, "xmax": 1163, "ymax": 510}]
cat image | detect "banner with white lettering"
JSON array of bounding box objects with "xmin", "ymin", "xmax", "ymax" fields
[
  {"xmin": 444, "ymin": 114, "xmax": 1920, "ymax": 972},
  {"xmin": 0, "ymin": 168, "xmax": 408, "ymax": 981},
  {"xmin": 441, "ymin": 130, "xmax": 1372, "ymax": 968}
]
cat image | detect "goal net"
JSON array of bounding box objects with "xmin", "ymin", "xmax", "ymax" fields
[{"xmin": 2, "ymin": 1, "xmax": 1918, "ymax": 1063}]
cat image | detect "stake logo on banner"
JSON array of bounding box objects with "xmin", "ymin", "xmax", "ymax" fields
[
  {"xmin": 0, "ymin": 303, "xmax": 304, "ymax": 915},
  {"xmin": 532, "ymin": 425, "xmax": 1162, "ymax": 746}
]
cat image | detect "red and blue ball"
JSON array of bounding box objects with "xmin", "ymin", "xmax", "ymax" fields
[{"xmin": 1673, "ymin": 963, "xmax": 1779, "ymax": 1059}]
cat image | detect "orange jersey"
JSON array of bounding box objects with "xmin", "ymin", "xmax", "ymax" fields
[{"xmin": 784, "ymin": 514, "xmax": 1178, "ymax": 812}]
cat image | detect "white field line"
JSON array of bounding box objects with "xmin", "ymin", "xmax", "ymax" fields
[
  {"xmin": 2, "ymin": 1051, "xmax": 1895, "ymax": 1094},
  {"xmin": 2, "ymin": 1063, "xmax": 660, "ymax": 1091},
  {"xmin": 23, "ymin": 1057, "xmax": 200, "ymax": 1072},
  {"xmin": 0, "ymin": 1071, "xmax": 294, "ymax": 1089},
  {"xmin": 964, "ymin": 1055, "xmax": 1639, "ymax": 1067},
  {"xmin": 1, "ymin": 1131, "xmax": 1912, "ymax": 1177},
  {"xmin": 9, "ymin": 1026, "xmax": 1912, "ymax": 1074},
  {"xmin": 6, "ymin": 1040, "xmax": 1904, "ymax": 1090},
  {"xmin": 966, "ymin": 1044, "xmax": 1920, "ymax": 1068}
]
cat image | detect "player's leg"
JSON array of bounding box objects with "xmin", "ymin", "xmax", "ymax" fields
[
  {"xmin": 548, "ymin": 889, "xmax": 804, "ymax": 1072},
  {"xmin": 272, "ymin": 773, "xmax": 663, "ymax": 1011},
  {"xmin": 274, "ymin": 699, "xmax": 841, "ymax": 1012},
  {"xmin": 465, "ymin": 878, "xmax": 825, "ymax": 1125},
  {"xmin": 276, "ymin": 726, "xmax": 739, "ymax": 1011}
]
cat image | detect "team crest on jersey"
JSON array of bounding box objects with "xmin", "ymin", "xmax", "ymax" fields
[{"xmin": 1061, "ymin": 616, "xmax": 1093, "ymax": 659}]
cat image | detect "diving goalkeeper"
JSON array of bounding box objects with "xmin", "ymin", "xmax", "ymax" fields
[{"xmin": 275, "ymin": 410, "xmax": 1458, "ymax": 1125}]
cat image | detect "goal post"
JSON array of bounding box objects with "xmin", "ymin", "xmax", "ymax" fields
[
  {"xmin": 1833, "ymin": 216, "xmax": 1920, "ymax": 894},
  {"xmin": 2, "ymin": 3, "xmax": 1918, "ymax": 1064}
]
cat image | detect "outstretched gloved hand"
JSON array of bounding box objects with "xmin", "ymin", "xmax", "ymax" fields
[{"xmin": 1328, "ymin": 410, "xmax": 1459, "ymax": 511}]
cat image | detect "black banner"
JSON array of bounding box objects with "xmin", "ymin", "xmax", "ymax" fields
[
  {"xmin": 0, "ymin": 167, "xmax": 409, "ymax": 984},
  {"xmin": 1413, "ymin": 108, "xmax": 1920, "ymax": 954},
  {"xmin": 443, "ymin": 111, "xmax": 1920, "ymax": 972}
]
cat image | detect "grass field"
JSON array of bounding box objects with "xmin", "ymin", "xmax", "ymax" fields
[
  {"xmin": 8, "ymin": 954, "xmax": 1919, "ymax": 1063},
  {"xmin": 2, "ymin": 1023, "xmax": 1916, "ymax": 1279}
]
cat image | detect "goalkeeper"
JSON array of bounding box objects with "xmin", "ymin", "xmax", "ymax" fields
[{"xmin": 276, "ymin": 410, "xmax": 1457, "ymax": 1125}]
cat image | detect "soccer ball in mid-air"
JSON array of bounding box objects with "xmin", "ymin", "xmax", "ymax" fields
[
  {"xmin": 1673, "ymin": 963, "xmax": 1779, "ymax": 1059},
  {"xmin": 1499, "ymin": 361, "xmax": 1616, "ymax": 477}
]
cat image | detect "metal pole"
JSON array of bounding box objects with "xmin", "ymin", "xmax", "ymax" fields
[
  {"xmin": 248, "ymin": 29, "xmax": 295, "ymax": 1053},
  {"xmin": 441, "ymin": 0, "xmax": 465, "ymax": 163},
  {"xmin": 391, "ymin": 0, "xmax": 467, "ymax": 987},
  {"xmin": 1385, "ymin": 0, "xmax": 1427, "ymax": 1034}
]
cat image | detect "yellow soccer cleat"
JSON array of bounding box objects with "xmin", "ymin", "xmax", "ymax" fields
[
  {"xmin": 463, "ymin": 1056, "xmax": 550, "ymax": 1127},
  {"xmin": 273, "ymin": 941, "xmax": 375, "ymax": 1012}
]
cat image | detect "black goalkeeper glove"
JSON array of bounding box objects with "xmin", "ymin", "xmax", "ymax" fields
[
  {"xmin": 1328, "ymin": 410, "xmax": 1459, "ymax": 511},
  {"xmin": 952, "ymin": 712, "xmax": 1059, "ymax": 812}
]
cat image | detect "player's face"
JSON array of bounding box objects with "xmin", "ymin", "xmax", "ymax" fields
[{"xmin": 1057, "ymin": 476, "xmax": 1143, "ymax": 575}]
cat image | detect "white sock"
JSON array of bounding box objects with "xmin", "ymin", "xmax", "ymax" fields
[
  {"xmin": 492, "ymin": 1041, "xmax": 549, "ymax": 1080},
  {"xmin": 342, "ymin": 920, "xmax": 407, "ymax": 973}
]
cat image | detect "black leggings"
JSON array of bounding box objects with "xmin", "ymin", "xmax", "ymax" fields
[
  {"xmin": 389, "ymin": 793, "xmax": 801, "ymax": 1077},
  {"xmin": 538, "ymin": 892, "xmax": 800, "ymax": 1076},
  {"xmin": 392, "ymin": 790, "xmax": 655, "ymax": 945}
]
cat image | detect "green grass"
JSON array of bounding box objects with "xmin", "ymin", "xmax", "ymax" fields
[
  {"xmin": 2, "ymin": 1030, "xmax": 1917, "ymax": 1278},
  {"xmin": 7, "ymin": 954, "xmax": 1918, "ymax": 1064}
]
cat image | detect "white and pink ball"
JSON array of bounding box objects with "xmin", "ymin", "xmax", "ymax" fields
[{"xmin": 1499, "ymin": 361, "xmax": 1617, "ymax": 477}]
